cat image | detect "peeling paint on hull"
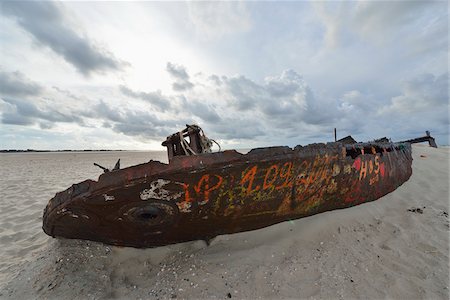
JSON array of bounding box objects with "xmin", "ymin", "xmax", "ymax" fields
[{"xmin": 42, "ymin": 142, "xmax": 413, "ymax": 248}]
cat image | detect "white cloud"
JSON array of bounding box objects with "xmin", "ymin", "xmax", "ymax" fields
[
  {"xmin": 313, "ymin": 1, "xmax": 443, "ymax": 48},
  {"xmin": 313, "ymin": 1, "xmax": 352, "ymax": 48},
  {"xmin": 379, "ymin": 73, "xmax": 448, "ymax": 114}
]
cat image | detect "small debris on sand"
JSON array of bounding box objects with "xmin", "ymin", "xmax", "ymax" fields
[{"xmin": 407, "ymin": 208, "xmax": 424, "ymax": 214}]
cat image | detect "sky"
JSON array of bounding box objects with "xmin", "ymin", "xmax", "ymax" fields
[{"xmin": 0, "ymin": 0, "xmax": 448, "ymax": 150}]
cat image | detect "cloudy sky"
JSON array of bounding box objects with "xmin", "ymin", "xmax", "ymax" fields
[{"xmin": 0, "ymin": 1, "xmax": 448, "ymax": 150}]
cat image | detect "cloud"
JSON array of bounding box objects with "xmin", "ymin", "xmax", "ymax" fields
[
  {"xmin": 159, "ymin": 66, "xmax": 342, "ymax": 143},
  {"xmin": 313, "ymin": 1, "xmax": 351, "ymax": 48},
  {"xmin": 261, "ymin": 70, "xmax": 310, "ymax": 117},
  {"xmin": 0, "ymin": 70, "xmax": 43, "ymax": 97},
  {"xmin": 222, "ymin": 69, "xmax": 336, "ymax": 129},
  {"xmin": 166, "ymin": 62, "xmax": 194, "ymax": 91},
  {"xmin": 0, "ymin": 97, "xmax": 85, "ymax": 127},
  {"xmin": 181, "ymin": 96, "xmax": 221, "ymax": 123},
  {"xmin": 225, "ymin": 75, "xmax": 265, "ymax": 110},
  {"xmin": 2, "ymin": 64, "xmax": 447, "ymax": 148},
  {"xmin": 94, "ymin": 100, "xmax": 190, "ymax": 140},
  {"xmin": 188, "ymin": 1, "xmax": 251, "ymax": 40},
  {"xmin": 119, "ymin": 85, "xmax": 172, "ymax": 112},
  {"xmin": 1, "ymin": 1, "xmax": 447, "ymax": 150},
  {"xmin": 379, "ymin": 73, "xmax": 448, "ymax": 115},
  {"xmin": 331, "ymin": 72, "xmax": 449, "ymax": 143},
  {"xmin": 313, "ymin": 1, "xmax": 444, "ymax": 48},
  {"xmin": 352, "ymin": 1, "xmax": 432, "ymax": 42},
  {"xmin": 1, "ymin": 1, "xmax": 126, "ymax": 76}
]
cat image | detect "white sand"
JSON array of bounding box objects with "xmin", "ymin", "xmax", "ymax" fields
[{"xmin": 1, "ymin": 145, "xmax": 448, "ymax": 299}]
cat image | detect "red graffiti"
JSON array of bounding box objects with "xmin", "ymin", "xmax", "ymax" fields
[
  {"xmin": 353, "ymin": 157, "xmax": 361, "ymax": 171},
  {"xmin": 380, "ymin": 163, "xmax": 385, "ymax": 177}
]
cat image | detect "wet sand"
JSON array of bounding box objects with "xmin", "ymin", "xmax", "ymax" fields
[{"xmin": 0, "ymin": 145, "xmax": 448, "ymax": 299}]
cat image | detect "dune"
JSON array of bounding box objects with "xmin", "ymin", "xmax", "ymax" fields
[{"xmin": 1, "ymin": 145, "xmax": 448, "ymax": 299}]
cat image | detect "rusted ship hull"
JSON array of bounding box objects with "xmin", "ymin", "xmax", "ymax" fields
[{"xmin": 43, "ymin": 142, "xmax": 412, "ymax": 248}]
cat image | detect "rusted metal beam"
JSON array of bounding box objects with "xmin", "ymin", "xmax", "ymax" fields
[{"xmin": 399, "ymin": 131, "xmax": 437, "ymax": 148}]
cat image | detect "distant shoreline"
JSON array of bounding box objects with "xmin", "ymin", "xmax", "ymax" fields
[{"xmin": 0, "ymin": 149, "xmax": 125, "ymax": 153}]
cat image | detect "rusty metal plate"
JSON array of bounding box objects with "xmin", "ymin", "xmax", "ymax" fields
[{"xmin": 43, "ymin": 142, "xmax": 412, "ymax": 248}]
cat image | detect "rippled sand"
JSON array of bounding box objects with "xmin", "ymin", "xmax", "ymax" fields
[{"xmin": 0, "ymin": 146, "xmax": 448, "ymax": 299}]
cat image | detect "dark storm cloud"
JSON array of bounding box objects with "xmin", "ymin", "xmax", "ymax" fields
[
  {"xmin": 119, "ymin": 86, "xmax": 171, "ymax": 112},
  {"xmin": 1, "ymin": 1, "xmax": 126, "ymax": 76},
  {"xmin": 0, "ymin": 71, "xmax": 43, "ymax": 97},
  {"xmin": 166, "ymin": 62, "xmax": 194, "ymax": 91}
]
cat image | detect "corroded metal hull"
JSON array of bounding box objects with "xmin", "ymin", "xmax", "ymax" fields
[{"xmin": 43, "ymin": 142, "xmax": 412, "ymax": 248}]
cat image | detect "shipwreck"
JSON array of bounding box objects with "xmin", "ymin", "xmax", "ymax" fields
[{"xmin": 43, "ymin": 125, "xmax": 420, "ymax": 248}]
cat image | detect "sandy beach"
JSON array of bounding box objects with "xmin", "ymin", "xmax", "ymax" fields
[{"xmin": 0, "ymin": 145, "xmax": 448, "ymax": 299}]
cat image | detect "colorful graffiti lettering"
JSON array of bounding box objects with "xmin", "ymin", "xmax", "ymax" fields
[
  {"xmin": 152, "ymin": 150, "xmax": 396, "ymax": 216},
  {"xmin": 353, "ymin": 156, "xmax": 385, "ymax": 181}
]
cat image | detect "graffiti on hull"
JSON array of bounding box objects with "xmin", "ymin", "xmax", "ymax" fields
[{"xmin": 139, "ymin": 147, "xmax": 409, "ymax": 219}]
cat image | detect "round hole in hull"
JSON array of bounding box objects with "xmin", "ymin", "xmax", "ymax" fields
[{"xmin": 138, "ymin": 207, "xmax": 159, "ymax": 220}]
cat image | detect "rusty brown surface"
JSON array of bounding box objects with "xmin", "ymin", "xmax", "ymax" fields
[{"xmin": 43, "ymin": 141, "xmax": 413, "ymax": 248}]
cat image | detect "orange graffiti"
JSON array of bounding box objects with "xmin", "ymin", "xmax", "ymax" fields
[
  {"xmin": 194, "ymin": 174, "xmax": 223, "ymax": 205},
  {"xmin": 369, "ymin": 174, "xmax": 379, "ymax": 185},
  {"xmin": 276, "ymin": 162, "xmax": 293, "ymax": 190},
  {"xmin": 359, "ymin": 156, "xmax": 383, "ymax": 181},
  {"xmin": 295, "ymin": 160, "xmax": 311, "ymax": 186},
  {"xmin": 241, "ymin": 166, "xmax": 260, "ymax": 194},
  {"xmin": 374, "ymin": 156, "xmax": 380, "ymax": 174},
  {"xmin": 263, "ymin": 165, "xmax": 278, "ymax": 190},
  {"xmin": 182, "ymin": 183, "xmax": 192, "ymax": 203}
]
